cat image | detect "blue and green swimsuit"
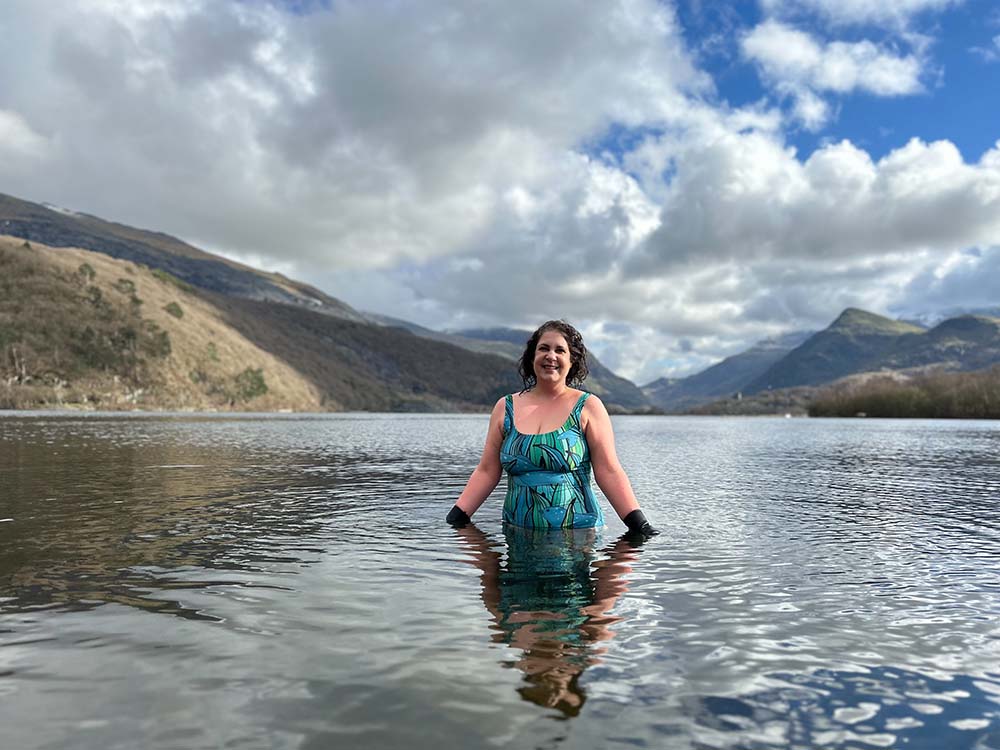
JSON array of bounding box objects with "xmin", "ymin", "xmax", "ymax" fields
[{"xmin": 500, "ymin": 392, "xmax": 604, "ymax": 529}]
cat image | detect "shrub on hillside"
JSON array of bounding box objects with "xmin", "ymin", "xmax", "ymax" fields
[
  {"xmin": 152, "ymin": 268, "xmax": 195, "ymax": 293},
  {"xmin": 234, "ymin": 367, "xmax": 267, "ymax": 401}
]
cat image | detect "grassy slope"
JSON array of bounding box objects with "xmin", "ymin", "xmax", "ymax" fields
[
  {"xmin": 0, "ymin": 236, "xmax": 527, "ymax": 412},
  {"xmin": 0, "ymin": 236, "xmax": 322, "ymax": 410}
]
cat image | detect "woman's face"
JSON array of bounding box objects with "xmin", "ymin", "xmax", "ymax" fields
[{"xmin": 533, "ymin": 330, "xmax": 572, "ymax": 386}]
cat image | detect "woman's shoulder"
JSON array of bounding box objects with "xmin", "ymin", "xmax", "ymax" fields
[{"xmin": 579, "ymin": 391, "xmax": 607, "ymax": 414}]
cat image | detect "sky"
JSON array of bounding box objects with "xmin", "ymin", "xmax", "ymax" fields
[{"xmin": 2, "ymin": 0, "xmax": 1000, "ymax": 384}]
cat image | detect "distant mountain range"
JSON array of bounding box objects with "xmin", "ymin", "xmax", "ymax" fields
[
  {"xmin": 642, "ymin": 330, "xmax": 813, "ymax": 412},
  {"xmin": 1, "ymin": 190, "xmax": 998, "ymax": 414},
  {"xmin": 746, "ymin": 308, "xmax": 1000, "ymax": 391},
  {"xmin": 643, "ymin": 308, "xmax": 1000, "ymax": 412}
]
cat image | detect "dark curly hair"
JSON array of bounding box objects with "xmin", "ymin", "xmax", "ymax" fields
[{"xmin": 518, "ymin": 320, "xmax": 589, "ymax": 391}]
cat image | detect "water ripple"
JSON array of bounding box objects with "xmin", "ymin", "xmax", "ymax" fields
[{"xmin": 1, "ymin": 414, "xmax": 1000, "ymax": 748}]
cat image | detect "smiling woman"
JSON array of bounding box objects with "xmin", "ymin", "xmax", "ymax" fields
[{"xmin": 446, "ymin": 320, "xmax": 658, "ymax": 537}]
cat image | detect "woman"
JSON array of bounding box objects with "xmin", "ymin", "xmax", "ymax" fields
[{"xmin": 446, "ymin": 320, "xmax": 657, "ymax": 536}]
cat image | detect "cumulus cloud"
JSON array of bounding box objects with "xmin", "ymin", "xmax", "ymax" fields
[
  {"xmin": 496, "ymin": 128, "xmax": 1000, "ymax": 380},
  {"xmin": 760, "ymin": 0, "xmax": 963, "ymax": 28},
  {"xmin": 891, "ymin": 246, "xmax": 1000, "ymax": 316},
  {"xmin": 389, "ymin": 125, "xmax": 1000, "ymax": 380},
  {"xmin": 0, "ymin": 0, "xmax": 707, "ymax": 271},
  {"xmin": 629, "ymin": 133, "xmax": 1000, "ymax": 272},
  {"xmin": 741, "ymin": 20, "xmax": 924, "ymax": 128},
  {"xmin": 743, "ymin": 21, "xmax": 923, "ymax": 95}
]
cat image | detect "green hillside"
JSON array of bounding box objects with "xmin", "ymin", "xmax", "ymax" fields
[
  {"xmin": 0, "ymin": 240, "xmax": 170, "ymax": 388},
  {"xmin": 746, "ymin": 309, "xmax": 926, "ymax": 392}
]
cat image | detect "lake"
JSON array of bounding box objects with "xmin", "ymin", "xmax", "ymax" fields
[{"xmin": 1, "ymin": 412, "xmax": 999, "ymax": 749}]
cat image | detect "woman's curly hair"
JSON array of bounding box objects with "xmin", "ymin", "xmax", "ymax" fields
[{"xmin": 518, "ymin": 320, "xmax": 589, "ymax": 391}]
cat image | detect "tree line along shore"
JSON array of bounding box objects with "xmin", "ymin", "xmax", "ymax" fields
[{"xmin": 807, "ymin": 366, "xmax": 1000, "ymax": 419}]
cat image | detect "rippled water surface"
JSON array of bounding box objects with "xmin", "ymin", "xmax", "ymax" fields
[{"xmin": 1, "ymin": 412, "xmax": 999, "ymax": 749}]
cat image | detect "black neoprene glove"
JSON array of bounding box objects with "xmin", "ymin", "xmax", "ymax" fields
[
  {"xmin": 446, "ymin": 505, "xmax": 471, "ymax": 527},
  {"xmin": 623, "ymin": 509, "xmax": 659, "ymax": 538}
]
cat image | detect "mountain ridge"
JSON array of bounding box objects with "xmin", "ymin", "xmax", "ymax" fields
[{"xmin": 2, "ymin": 191, "xmax": 998, "ymax": 414}]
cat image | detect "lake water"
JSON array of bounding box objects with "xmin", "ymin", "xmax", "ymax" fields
[{"xmin": 1, "ymin": 412, "xmax": 999, "ymax": 749}]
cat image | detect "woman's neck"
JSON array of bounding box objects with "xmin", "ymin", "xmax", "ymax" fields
[{"xmin": 533, "ymin": 381, "xmax": 568, "ymax": 400}]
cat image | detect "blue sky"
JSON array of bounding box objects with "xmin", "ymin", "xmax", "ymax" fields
[
  {"xmin": 2, "ymin": 0, "xmax": 999, "ymax": 383},
  {"xmin": 680, "ymin": 0, "xmax": 1000, "ymax": 161}
]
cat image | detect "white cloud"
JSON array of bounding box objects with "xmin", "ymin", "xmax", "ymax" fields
[
  {"xmin": 631, "ymin": 134, "xmax": 1000, "ymax": 272},
  {"xmin": 970, "ymin": 34, "xmax": 1000, "ymax": 63},
  {"xmin": 742, "ymin": 21, "xmax": 924, "ymax": 128},
  {"xmin": 431, "ymin": 126, "xmax": 1000, "ymax": 381},
  {"xmin": 0, "ymin": 0, "xmax": 706, "ymax": 273},
  {"xmin": 891, "ymin": 246, "xmax": 1000, "ymax": 318},
  {"xmin": 760, "ymin": 0, "xmax": 963, "ymax": 28}
]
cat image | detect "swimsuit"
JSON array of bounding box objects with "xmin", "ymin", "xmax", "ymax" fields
[{"xmin": 500, "ymin": 392, "xmax": 604, "ymax": 529}]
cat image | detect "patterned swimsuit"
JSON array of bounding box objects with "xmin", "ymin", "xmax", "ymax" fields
[{"xmin": 500, "ymin": 392, "xmax": 604, "ymax": 529}]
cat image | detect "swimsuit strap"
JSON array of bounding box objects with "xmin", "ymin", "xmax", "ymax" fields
[
  {"xmin": 504, "ymin": 394, "xmax": 514, "ymax": 435},
  {"xmin": 571, "ymin": 392, "xmax": 590, "ymax": 423}
]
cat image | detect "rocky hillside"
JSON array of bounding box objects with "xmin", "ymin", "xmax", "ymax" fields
[{"xmin": 643, "ymin": 308, "xmax": 1000, "ymax": 414}]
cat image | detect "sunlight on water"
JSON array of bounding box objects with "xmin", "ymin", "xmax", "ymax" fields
[{"xmin": 1, "ymin": 413, "xmax": 999, "ymax": 749}]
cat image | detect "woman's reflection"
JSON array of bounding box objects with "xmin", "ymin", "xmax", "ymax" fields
[{"xmin": 455, "ymin": 523, "xmax": 642, "ymax": 718}]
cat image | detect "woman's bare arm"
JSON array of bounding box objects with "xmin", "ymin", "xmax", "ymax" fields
[
  {"xmin": 450, "ymin": 398, "xmax": 505, "ymax": 520},
  {"xmin": 583, "ymin": 396, "xmax": 658, "ymax": 536},
  {"xmin": 583, "ymin": 396, "xmax": 640, "ymax": 519}
]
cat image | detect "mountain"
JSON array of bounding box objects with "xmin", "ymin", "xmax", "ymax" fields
[
  {"xmin": 0, "ymin": 192, "xmax": 535, "ymax": 411},
  {"xmin": 452, "ymin": 327, "xmax": 528, "ymax": 348},
  {"xmin": 0, "ymin": 235, "xmax": 520, "ymax": 411},
  {"xmin": 645, "ymin": 307, "xmax": 1000, "ymax": 414},
  {"xmin": 901, "ymin": 306, "xmax": 1000, "ymax": 328},
  {"xmin": 891, "ymin": 315, "xmax": 1000, "ymax": 371},
  {"xmin": 745, "ymin": 309, "xmax": 927, "ymax": 392},
  {"xmin": 365, "ymin": 315, "xmax": 522, "ymax": 359},
  {"xmin": 643, "ymin": 330, "xmax": 812, "ymax": 412},
  {"xmin": 453, "ymin": 328, "xmax": 653, "ymax": 412},
  {"xmin": 0, "ymin": 193, "xmax": 366, "ymax": 321}
]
